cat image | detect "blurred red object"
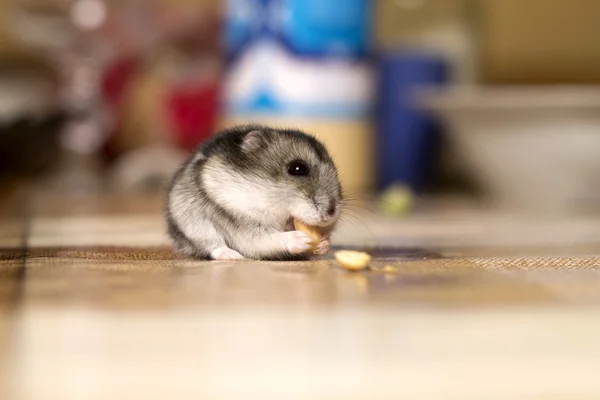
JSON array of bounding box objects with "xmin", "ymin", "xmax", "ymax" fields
[
  {"xmin": 99, "ymin": 56, "xmax": 140, "ymax": 160},
  {"xmin": 102, "ymin": 56, "xmax": 140, "ymax": 111},
  {"xmin": 165, "ymin": 78, "xmax": 219, "ymax": 151}
]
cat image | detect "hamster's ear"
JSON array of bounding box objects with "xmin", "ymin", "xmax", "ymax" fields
[{"xmin": 241, "ymin": 130, "xmax": 265, "ymax": 152}]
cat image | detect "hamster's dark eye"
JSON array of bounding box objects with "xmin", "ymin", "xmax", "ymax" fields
[{"xmin": 288, "ymin": 160, "xmax": 310, "ymax": 177}]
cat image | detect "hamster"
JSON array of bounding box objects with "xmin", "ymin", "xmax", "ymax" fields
[{"xmin": 165, "ymin": 125, "xmax": 343, "ymax": 261}]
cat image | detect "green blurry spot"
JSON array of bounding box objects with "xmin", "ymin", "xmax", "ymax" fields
[{"xmin": 380, "ymin": 184, "xmax": 414, "ymax": 216}]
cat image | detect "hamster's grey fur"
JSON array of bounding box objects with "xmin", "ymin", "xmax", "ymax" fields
[{"xmin": 165, "ymin": 125, "xmax": 343, "ymax": 261}]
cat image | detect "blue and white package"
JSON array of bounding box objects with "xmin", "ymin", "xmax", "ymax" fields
[{"xmin": 224, "ymin": 0, "xmax": 373, "ymax": 119}]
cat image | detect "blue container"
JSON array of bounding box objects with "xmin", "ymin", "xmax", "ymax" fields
[{"xmin": 377, "ymin": 52, "xmax": 448, "ymax": 192}]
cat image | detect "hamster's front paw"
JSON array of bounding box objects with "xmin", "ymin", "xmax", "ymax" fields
[
  {"xmin": 282, "ymin": 231, "xmax": 314, "ymax": 255},
  {"xmin": 315, "ymin": 237, "xmax": 331, "ymax": 255},
  {"xmin": 210, "ymin": 246, "xmax": 245, "ymax": 260}
]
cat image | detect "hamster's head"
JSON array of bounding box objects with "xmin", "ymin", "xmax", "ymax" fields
[{"xmin": 213, "ymin": 126, "xmax": 343, "ymax": 228}]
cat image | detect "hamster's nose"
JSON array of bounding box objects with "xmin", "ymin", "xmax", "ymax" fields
[{"xmin": 326, "ymin": 201, "xmax": 336, "ymax": 216}]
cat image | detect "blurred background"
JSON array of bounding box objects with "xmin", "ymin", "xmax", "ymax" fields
[{"xmin": 2, "ymin": 0, "xmax": 600, "ymax": 215}]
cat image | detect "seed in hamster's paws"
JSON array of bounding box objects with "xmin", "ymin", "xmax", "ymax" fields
[
  {"xmin": 315, "ymin": 237, "xmax": 331, "ymax": 255},
  {"xmin": 293, "ymin": 219, "xmax": 322, "ymax": 253},
  {"xmin": 283, "ymin": 231, "xmax": 314, "ymax": 254},
  {"xmin": 211, "ymin": 247, "xmax": 245, "ymax": 260}
]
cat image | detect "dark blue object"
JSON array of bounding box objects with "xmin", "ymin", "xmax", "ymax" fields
[{"xmin": 376, "ymin": 52, "xmax": 448, "ymax": 192}]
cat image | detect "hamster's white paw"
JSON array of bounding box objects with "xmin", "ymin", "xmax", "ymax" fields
[
  {"xmin": 315, "ymin": 237, "xmax": 331, "ymax": 255},
  {"xmin": 211, "ymin": 246, "xmax": 245, "ymax": 260},
  {"xmin": 283, "ymin": 231, "xmax": 313, "ymax": 254}
]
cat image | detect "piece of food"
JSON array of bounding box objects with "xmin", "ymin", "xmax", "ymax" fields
[
  {"xmin": 334, "ymin": 250, "xmax": 371, "ymax": 271},
  {"xmin": 293, "ymin": 218, "xmax": 321, "ymax": 253},
  {"xmin": 382, "ymin": 265, "xmax": 399, "ymax": 274}
]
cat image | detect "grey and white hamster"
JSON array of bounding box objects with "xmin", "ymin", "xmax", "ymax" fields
[{"xmin": 165, "ymin": 125, "xmax": 343, "ymax": 261}]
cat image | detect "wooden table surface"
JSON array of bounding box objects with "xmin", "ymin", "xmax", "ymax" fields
[{"xmin": 2, "ymin": 186, "xmax": 600, "ymax": 399}]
